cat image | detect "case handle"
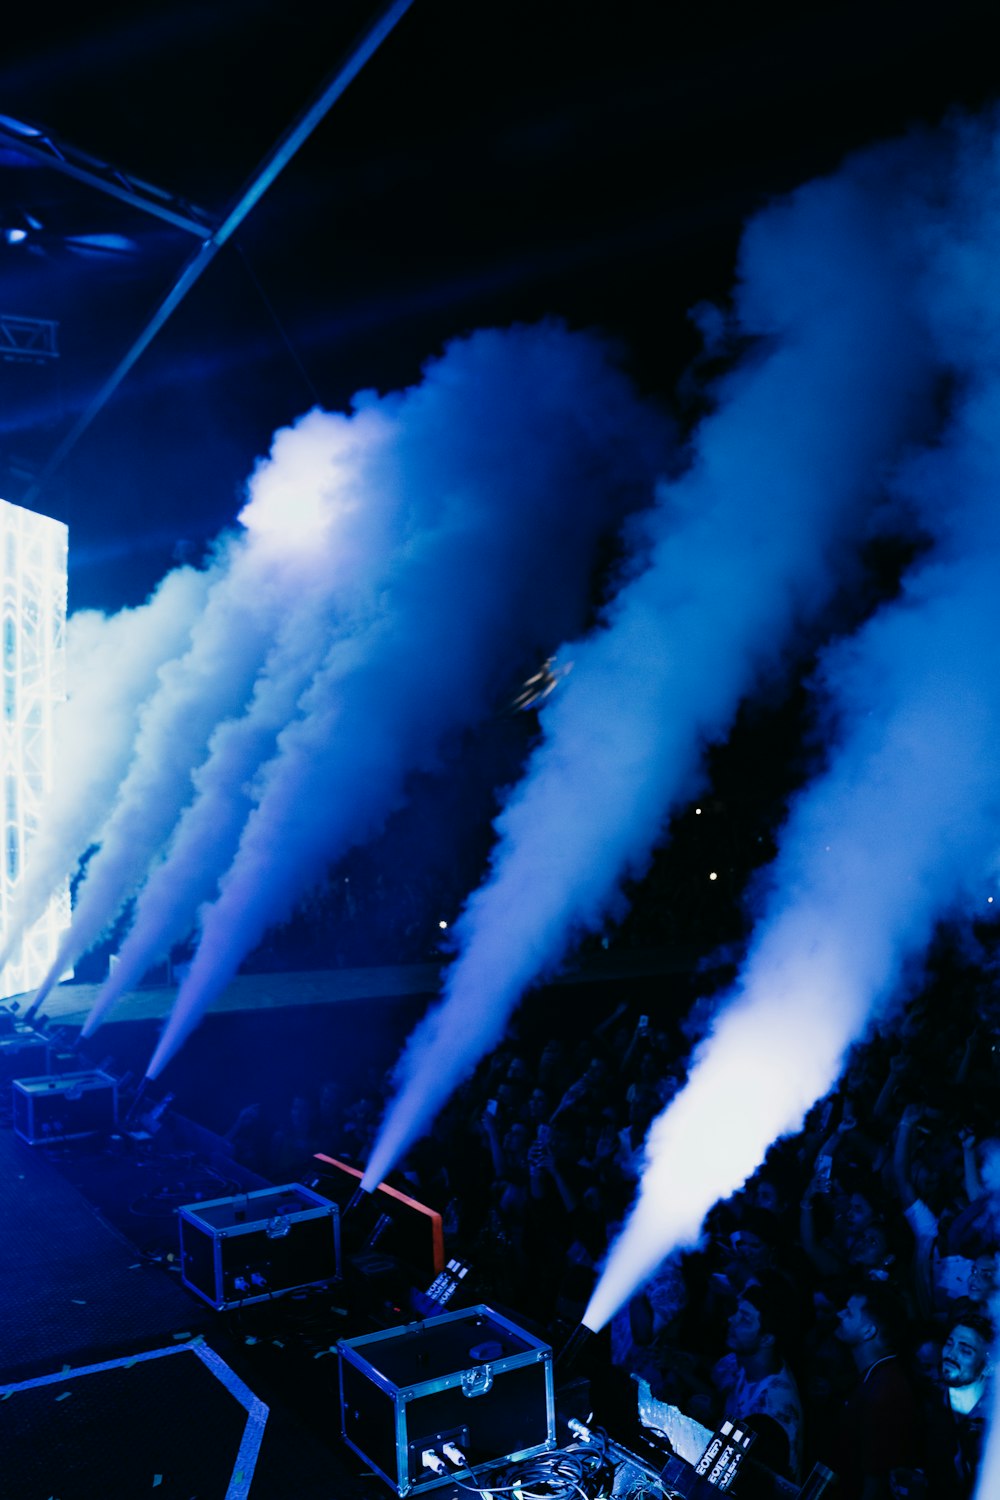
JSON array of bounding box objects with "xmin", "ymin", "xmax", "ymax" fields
[{"xmin": 461, "ymin": 1364, "xmax": 494, "ymax": 1397}]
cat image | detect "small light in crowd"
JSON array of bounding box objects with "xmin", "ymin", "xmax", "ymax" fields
[
  {"xmin": 989, "ymin": 897, "xmax": 994, "ymax": 905},
  {"xmin": 438, "ymin": 920, "xmax": 448, "ymax": 929},
  {"xmin": 695, "ymin": 807, "xmax": 702, "ymax": 815},
  {"xmin": 709, "ymin": 871, "xmax": 718, "ymax": 881}
]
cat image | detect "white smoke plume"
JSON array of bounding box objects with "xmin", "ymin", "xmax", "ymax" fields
[
  {"xmin": 586, "ymin": 113, "xmax": 1000, "ymax": 1330},
  {"xmin": 80, "ymin": 620, "xmax": 327, "ymax": 1034},
  {"xmin": 363, "ymin": 138, "xmax": 940, "ymax": 1190},
  {"xmin": 0, "ymin": 565, "xmax": 208, "ymax": 973},
  {"xmin": 586, "ymin": 548, "xmax": 1000, "ymax": 1328},
  {"xmin": 81, "ymin": 400, "xmax": 414, "ymax": 1032},
  {"xmin": 38, "ymin": 388, "xmax": 449, "ymax": 1013},
  {"xmin": 137, "ymin": 321, "xmax": 670, "ymax": 1075},
  {"xmin": 27, "ymin": 522, "xmax": 313, "ymax": 1011}
]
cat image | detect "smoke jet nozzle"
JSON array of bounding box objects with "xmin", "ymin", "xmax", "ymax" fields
[
  {"xmin": 123, "ymin": 1076, "xmax": 152, "ymax": 1129},
  {"xmin": 23, "ymin": 979, "xmax": 55, "ymax": 1025},
  {"xmin": 343, "ymin": 1182, "xmax": 374, "ymax": 1220},
  {"xmin": 556, "ymin": 1322, "xmax": 594, "ymax": 1375}
]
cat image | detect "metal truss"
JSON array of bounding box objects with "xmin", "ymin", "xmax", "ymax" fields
[
  {"xmin": 0, "ymin": 314, "xmax": 60, "ymax": 364},
  {"xmin": 19, "ymin": 0, "xmax": 417, "ymax": 505},
  {"xmin": 0, "ymin": 113, "xmax": 216, "ymax": 238},
  {"xmin": 0, "ymin": 497, "xmax": 70, "ymax": 999}
]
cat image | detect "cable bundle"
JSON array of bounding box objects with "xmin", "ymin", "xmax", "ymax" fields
[{"xmin": 494, "ymin": 1441, "xmax": 618, "ymax": 1500}]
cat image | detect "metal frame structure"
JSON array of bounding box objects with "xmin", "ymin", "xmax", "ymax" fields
[
  {"xmin": 0, "ymin": 315, "xmax": 60, "ymax": 364},
  {"xmin": 18, "ymin": 0, "xmax": 417, "ymax": 506},
  {"xmin": 0, "ymin": 113, "xmax": 216, "ymax": 237},
  {"xmin": 0, "ymin": 496, "xmax": 69, "ymax": 999}
]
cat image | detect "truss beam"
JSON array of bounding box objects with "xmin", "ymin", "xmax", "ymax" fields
[
  {"xmin": 0, "ymin": 113, "xmax": 216, "ymax": 238},
  {"xmin": 21, "ymin": 0, "xmax": 416, "ymax": 506},
  {"xmin": 0, "ymin": 315, "xmax": 59, "ymax": 364}
]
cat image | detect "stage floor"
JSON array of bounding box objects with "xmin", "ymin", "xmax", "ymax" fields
[
  {"xmin": 0, "ymin": 953, "xmax": 688, "ymax": 1495},
  {"xmin": 0, "ymin": 1125, "xmax": 377, "ymax": 1498},
  {"xmin": 15, "ymin": 945, "xmax": 691, "ymax": 1028}
]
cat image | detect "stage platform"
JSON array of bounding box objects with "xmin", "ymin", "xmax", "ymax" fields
[
  {"xmin": 0, "ymin": 1127, "xmax": 207, "ymax": 1380},
  {"xmin": 0, "ymin": 1105, "xmax": 594, "ymax": 1500},
  {"xmin": 2, "ymin": 952, "xmax": 695, "ymax": 1193},
  {"xmin": 0, "ymin": 1122, "xmax": 397, "ymax": 1498},
  {"xmin": 18, "ymin": 946, "xmax": 693, "ymax": 1028},
  {"xmin": 0, "ymin": 954, "xmax": 693, "ymax": 1497},
  {"xmin": 2, "ymin": 1344, "xmax": 263, "ymax": 1499}
]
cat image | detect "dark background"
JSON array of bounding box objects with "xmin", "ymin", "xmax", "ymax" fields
[{"xmin": 2, "ymin": 0, "xmax": 997, "ymax": 611}]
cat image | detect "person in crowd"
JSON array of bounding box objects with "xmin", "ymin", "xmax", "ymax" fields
[
  {"xmin": 829, "ymin": 1283, "xmax": 922, "ymax": 1498},
  {"xmin": 612, "ymin": 1257, "xmax": 691, "ymax": 1391},
  {"xmin": 916, "ymin": 1308, "xmax": 994, "ymax": 1499},
  {"xmin": 316, "ymin": 1079, "xmax": 342, "ymax": 1146},
  {"xmin": 223, "ymin": 1100, "xmax": 268, "ymax": 1168},
  {"xmin": 710, "ymin": 1279, "xmax": 805, "ymax": 1482},
  {"xmin": 527, "ymin": 1085, "xmax": 552, "ymax": 1126},
  {"xmin": 536, "ymin": 1037, "xmax": 571, "ymax": 1096},
  {"xmin": 551, "ymin": 1054, "xmax": 613, "ymax": 1121},
  {"xmin": 324, "ymin": 976, "xmax": 988, "ymax": 1498},
  {"xmin": 610, "ymin": 1084, "xmax": 661, "ymax": 1182},
  {"xmin": 630, "ymin": 1273, "xmax": 804, "ymax": 1481},
  {"xmin": 268, "ymin": 1094, "xmax": 319, "ymax": 1178},
  {"xmin": 800, "ymin": 1162, "xmax": 885, "ymax": 1282},
  {"xmin": 966, "ymin": 1248, "xmax": 1000, "ymax": 1307}
]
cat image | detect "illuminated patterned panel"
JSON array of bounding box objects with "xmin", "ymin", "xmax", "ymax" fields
[{"xmin": 0, "ymin": 497, "xmax": 69, "ymax": 1001}]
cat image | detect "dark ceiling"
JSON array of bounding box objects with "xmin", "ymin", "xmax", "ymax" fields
[{"xmin": 1, "ymin": 0, "xmax": 996, "ymax": 608}]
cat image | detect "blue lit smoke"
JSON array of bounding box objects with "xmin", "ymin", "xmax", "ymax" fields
[
  {"xmin": 586, "ymin": 114, "xmax": 1000, "ymax": 1330},
  {"xmin": 140, "ymin": 323, "xmax": 669, "ymax": 1075},
  {"xmin": 80, "ymin": 618, "xmax": 327, "ymax": 1035},
  {"xmin": 587, "ymin": 547, "xmax": 1000, "ymax": 1327},
  {"xmin": 28, "ymin": 524, "xmax": 312, "ymax": 1011},
  {"xmin": 363, "ymin": 139, "xmax": 939, "ymax": 1190},
  {"xmin": 41, "ymin": 379, "xmax": 468, "ymax": 1014},
  {"xmin": 0, "ymin": 565, "xmax": 208, "ymax": 975},
  {"xmin": 81, "ymin": 400, "xmax": 413, "ymax": 1033}
]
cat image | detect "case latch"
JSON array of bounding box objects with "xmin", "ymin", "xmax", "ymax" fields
[{"xmin": 461, "ymin": 1363, "xmax": 493, "ymax": 1397}]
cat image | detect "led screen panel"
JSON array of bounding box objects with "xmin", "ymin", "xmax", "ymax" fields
[{"xmin": 0, "ymin": 497, "xmax": 70, "ymax": 1001}]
